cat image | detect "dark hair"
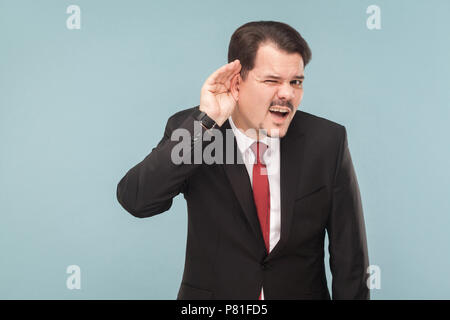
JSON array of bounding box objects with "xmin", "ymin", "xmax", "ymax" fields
[{"xmin": 228, "ymin": 21, "xmax": 312, "ymax": 80}]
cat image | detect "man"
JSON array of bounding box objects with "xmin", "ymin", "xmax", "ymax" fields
[{"xmin": 117, "ymin": 21, "xmax": 370, "ymax": 300}]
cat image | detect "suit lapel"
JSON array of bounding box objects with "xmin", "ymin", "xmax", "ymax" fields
[
  {"xmin": 267, "ymin": 120, "xmax": 306, "ymax": 260},
  {"xmin": 219, "ymin": 118, "xmax": 307, "ymax": 258},
  {"xmin": 220, "ymin": 120, "xmax": 267, "ymax": 250}
]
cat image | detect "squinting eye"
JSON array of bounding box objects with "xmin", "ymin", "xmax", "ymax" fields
[{"xmin": 292, "ymin": 80, "xmax": 303, "ymax": 87}]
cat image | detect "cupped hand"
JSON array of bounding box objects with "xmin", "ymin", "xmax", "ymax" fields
[{"xmin": 199, "ymin": 59, "xmax": 242, "ymax": 126}]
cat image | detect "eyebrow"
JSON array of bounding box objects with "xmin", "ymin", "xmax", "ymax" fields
[{"xmin": 264, "ymin": 74, "xmax": 305, "ymax": 80}]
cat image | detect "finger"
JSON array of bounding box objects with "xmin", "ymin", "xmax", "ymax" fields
[
  {"xmin": 213, "ymin": 61, "xmax": 237, "ymax": 84},
  {"xmin": 204, "ymin": 62, "xmax": 233, "ymax": 85},
  {"xmin": 206, "ymin": 60, "xmax": 240, "ymax": 85},
  {"xmin": 224, "ymin": 71, "xmax": 240, "ymax": 91},
  {"xmin": 220, "ymin": 60, "xmax": 241, "ymax": 83},
  {"xmin": 221, "ymin": 61, "xmax": 241, "ymax": 90},
  {"xmin": 225, "ymin": 61, "xmax": 241, "ymax": 84}
]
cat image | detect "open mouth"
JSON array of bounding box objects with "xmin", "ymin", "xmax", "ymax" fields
[{"xmin": 269, "ymin": 106, "xmax": 290, "ymax": 120}]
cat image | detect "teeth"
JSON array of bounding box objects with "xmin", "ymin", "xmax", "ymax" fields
[{"xmin": 269, "ymin": 107, "xmax": 289, "ymax": 113}]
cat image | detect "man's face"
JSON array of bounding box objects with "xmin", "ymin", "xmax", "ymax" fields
[{"xmin": 232, "ymin": 42, "xmax": 305, "ymax": 138}]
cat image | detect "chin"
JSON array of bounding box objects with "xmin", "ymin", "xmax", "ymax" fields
[
  {"xmin": 260, "ymin": 117, "xmax": 293, "ymax": 138},
  {"xmin": 265, "ymin": 126, "xmax": 288, "ymax": 138}
]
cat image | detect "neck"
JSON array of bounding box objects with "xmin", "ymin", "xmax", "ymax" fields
[{"xmin": 231, "ymin": 109, "xmax": 261, "ymax": 140}]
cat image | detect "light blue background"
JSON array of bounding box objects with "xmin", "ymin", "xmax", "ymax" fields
[{"xmin": 1, "ymin": 0, "xmax": 449, "ymax": 299}]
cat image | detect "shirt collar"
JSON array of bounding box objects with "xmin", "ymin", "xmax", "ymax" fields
[{"xmin": 228, "ymin": 115, "xmax": 280, "ymax": 157}]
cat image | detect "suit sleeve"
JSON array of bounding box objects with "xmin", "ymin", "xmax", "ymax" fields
[
  {"xmin": 326, "ymin": 126, "xmax": 370, "ymax": 300},
  {"xmin": 116, "ymin": 111, "xmax": 209, "ymax": 218}
]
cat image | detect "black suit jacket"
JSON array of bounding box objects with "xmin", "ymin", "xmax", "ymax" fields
[{"xmin": 117, "ymin": 106, "xmax": 370, "ymax": 300}]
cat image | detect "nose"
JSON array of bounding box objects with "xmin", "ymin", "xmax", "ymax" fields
[{"xmin": 276, "ymin": 81, "xmax": 295, "ymax": 101}]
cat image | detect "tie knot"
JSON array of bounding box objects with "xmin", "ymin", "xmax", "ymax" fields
[{"xmin": 250, "ymin": 141, "xmax": 268, "ymax": 164}]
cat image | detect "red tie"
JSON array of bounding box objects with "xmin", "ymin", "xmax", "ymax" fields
[
  {"xmin": 251, "ymin": 142, "xmax": 271, "ymax": 252},
  {"xmin": 251, "ymin": 142, "xmax": 270, "ymax": 300}
]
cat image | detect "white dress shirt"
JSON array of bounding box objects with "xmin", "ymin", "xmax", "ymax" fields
[{"xmin": 228, "ymin": 116, "xmax": 281, "ymax": 300}]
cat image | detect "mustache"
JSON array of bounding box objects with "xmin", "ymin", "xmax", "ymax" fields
[{"xmin": 269, "ymin": 100, "xmax": 294, "ymax": 112}]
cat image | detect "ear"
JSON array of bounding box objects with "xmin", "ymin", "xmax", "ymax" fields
[{"xmin": 230, "ymin": 73, "xmax": 241, "ymax": 101}]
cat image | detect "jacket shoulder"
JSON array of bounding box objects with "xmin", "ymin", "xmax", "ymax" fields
[
  {"xmin": 291, "ymin": 110, "xmax": 347, "ymax": 150},
  {"xmin": 293, "ymin": 110, "xmax": 345, "ymax": 133},
  {"xmin": 167, "ymin": 106, "xmax": 199, "ymax": 127}
]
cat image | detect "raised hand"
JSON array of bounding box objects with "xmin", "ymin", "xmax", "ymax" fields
[{"xmin": 199, "ymin": 59, "xmax": 242, "ymax": 127}]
